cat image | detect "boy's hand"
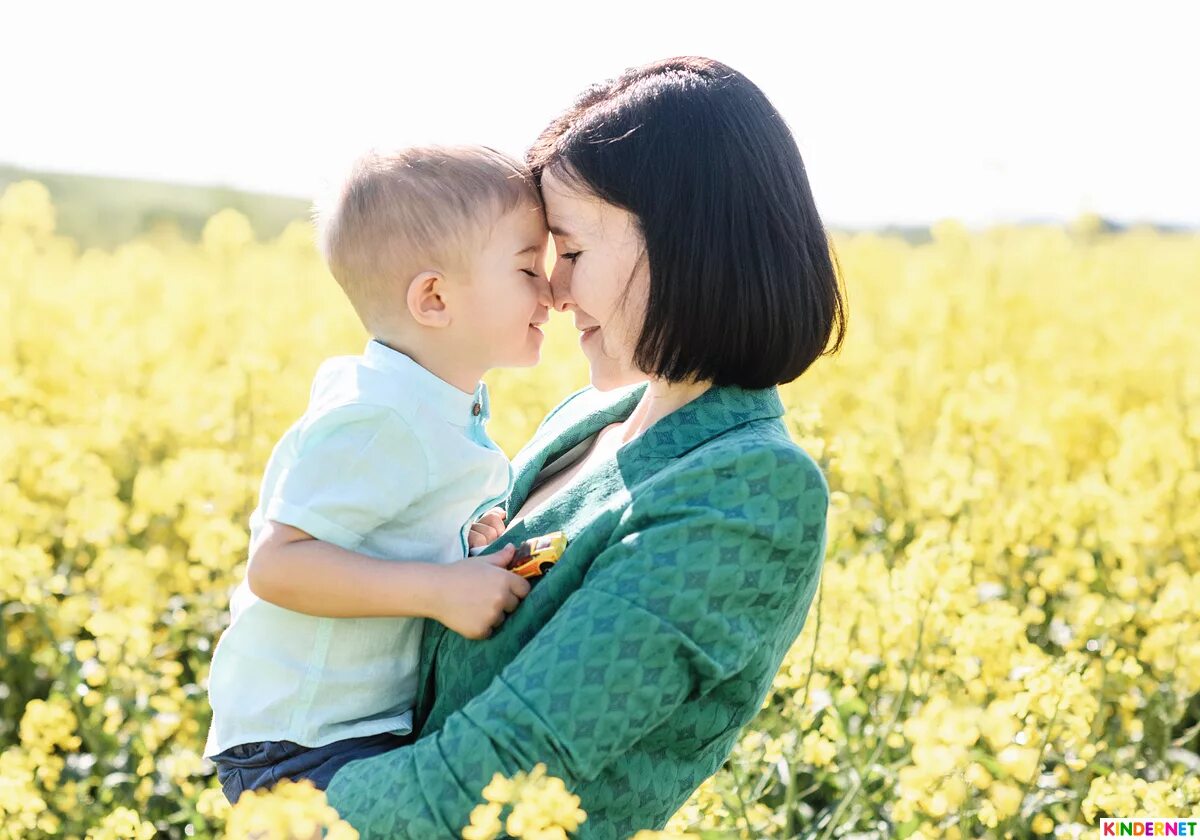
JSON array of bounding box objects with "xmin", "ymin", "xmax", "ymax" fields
[
  {"xmin": 430, "ymin": 546, "xmax": 530, "ymax": 640},
  {"xmin": 467, "ymin": 506, "xmax": 508, "ymax": 549}
]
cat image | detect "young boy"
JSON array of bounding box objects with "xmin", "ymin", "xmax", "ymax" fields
[{"xmin": 202, "ymin": 145, "xmax": 554, "ymax": 804}]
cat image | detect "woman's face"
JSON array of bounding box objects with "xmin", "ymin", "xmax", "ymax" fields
[{"xmin": 540, "ymin": 169, "xmax": 649, "ymax": 391}]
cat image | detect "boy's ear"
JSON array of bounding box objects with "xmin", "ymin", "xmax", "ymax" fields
[{"xmin": 406, "ymin": 270, "xmax": 452, "ymax": 328}]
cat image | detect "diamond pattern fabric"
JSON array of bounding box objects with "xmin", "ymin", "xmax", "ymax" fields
[{"xmin": 324, "ymin": 382, "xmax": 830, "ymax": 839}]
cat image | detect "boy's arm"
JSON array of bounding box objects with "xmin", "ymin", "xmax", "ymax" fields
[
  {"xmin": 247, "ymin": 519, "xmax": 446, "ymax": 619},
  {"xmin": 247, "ymin": 403, "xmax": 518, "ymax": 624},
  {"xmin": 248, "ymin": 521, "xmax": 523, "ymax": 630}
]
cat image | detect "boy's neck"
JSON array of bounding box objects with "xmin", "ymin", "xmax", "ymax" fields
[{"xmin": 372, "ymin": 337, "xmax": 483, "ymax": 397}]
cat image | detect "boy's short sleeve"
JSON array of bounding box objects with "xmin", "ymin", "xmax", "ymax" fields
[{"xmin": 264, "ymin": 404, "xmax": 428, "ymax": 549}]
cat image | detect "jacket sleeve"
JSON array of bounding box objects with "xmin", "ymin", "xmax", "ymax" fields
[{"xmin": 323, "ymin": 442, "xmax": 829, "ymax": 838}]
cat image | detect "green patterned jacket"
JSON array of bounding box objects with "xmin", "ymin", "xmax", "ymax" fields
[{"xmin": 325, "ymin": 381, "xmax": 830, "ymax": 839}]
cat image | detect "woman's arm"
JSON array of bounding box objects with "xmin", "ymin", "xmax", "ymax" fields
[{"xmin": 323, "ymin": 441, "xmax": 830, "ymax": 837}]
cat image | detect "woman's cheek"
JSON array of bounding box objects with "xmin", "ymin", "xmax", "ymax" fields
[{"xmin": 568, "ymin": 265, "xmax": 588, "ymax": 311}]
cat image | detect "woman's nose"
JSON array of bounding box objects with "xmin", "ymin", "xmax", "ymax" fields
[{"xmin": 548, "ymin": 264, "xmax": 574, "ymax": 312}]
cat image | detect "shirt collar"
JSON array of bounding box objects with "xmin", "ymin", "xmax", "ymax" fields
[
  {"xmin": 612, "ymin": 383, "xmax": 785, "ymax": 489},
  {"xmin": 362, "ymin": 339, "xmax": 488, "ymax": 426},
  {"xmin": 505, "ymin": 381, "xmax": 786, "ymax": 513},
  {"xmin": 623, "ymin": 383, "xmax": 785, "ymax": 462}
]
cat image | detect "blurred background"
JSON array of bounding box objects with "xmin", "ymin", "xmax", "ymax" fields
[
  {"xmin": 3, "ymin": 2, "xmax": 1200, "ymax": 838},
  {"xmin": 2, "ymin": 0, "xmax": 1197, "ymax": 245}
]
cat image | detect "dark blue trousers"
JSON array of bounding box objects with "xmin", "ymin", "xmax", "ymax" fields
[{"xmin": 211, "ymin": 730, "xmax": 415, "ymax": 804}]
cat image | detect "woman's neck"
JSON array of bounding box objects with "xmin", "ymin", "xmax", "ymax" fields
[{"xmin": 619, "ymin": 377, "xmax": 712, "ymax": 444}]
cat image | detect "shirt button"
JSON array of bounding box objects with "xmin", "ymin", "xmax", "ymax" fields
[{"xmin": 472, "ymin": 402, "xmax": 481, "ymax": 416}]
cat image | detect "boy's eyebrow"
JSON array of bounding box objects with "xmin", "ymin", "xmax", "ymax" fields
[{"xmin": 514, "ymin": 244, "xmax": 542, "ymax": 256}]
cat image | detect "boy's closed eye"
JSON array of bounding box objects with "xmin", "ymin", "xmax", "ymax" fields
[{"xmin": 516, "ymin": 242, "xmax": 548, "ymax": 279}]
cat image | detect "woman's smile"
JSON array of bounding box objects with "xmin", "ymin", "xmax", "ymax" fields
[{"xmin": 223, "ymin": 54, "xmax": 845, "ymax": 835}]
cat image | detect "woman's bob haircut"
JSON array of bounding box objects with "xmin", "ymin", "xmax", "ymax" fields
[{"xmin": 527, "ymin": 56, "xmax": 846, "ymax": 389}]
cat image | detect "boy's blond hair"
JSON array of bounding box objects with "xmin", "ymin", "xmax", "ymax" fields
[{"xmin": 313, "ymin": 144, "xmax": 540, "ymax": 336}]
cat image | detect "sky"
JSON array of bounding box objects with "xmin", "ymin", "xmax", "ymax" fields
[{"xmin": 2, "ymin": 0, "xmax": 1197, "ymax": 229}]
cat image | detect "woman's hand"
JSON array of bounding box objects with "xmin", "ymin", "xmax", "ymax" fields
[
  {"xmin": 467, "ymin": 506, "xmax": 508, "ymax": 549},
  {"xmin": 429, "ymin": 549, "xmax": 530, "ymax": 639}
]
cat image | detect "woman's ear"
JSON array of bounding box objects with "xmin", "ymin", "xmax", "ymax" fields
[{"xmin": 406, "ymin": 270, "xmax": 452, "ymax": 328}]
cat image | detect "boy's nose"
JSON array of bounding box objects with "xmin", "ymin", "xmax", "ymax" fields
[
  {"xmin": 536, "ymin": 277, "xmax": 554, "ymax": 308},
  {"xmin": 548, "ymin": 269, "xmax": 574, "ymax": 312}
]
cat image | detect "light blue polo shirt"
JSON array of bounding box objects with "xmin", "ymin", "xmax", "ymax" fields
[{"xmin": 203, "ymin": 339, "xmax": 513, "ymax": 759}]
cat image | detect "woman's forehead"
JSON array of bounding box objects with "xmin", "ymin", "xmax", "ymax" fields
[
  {"xmin": 542, "ymin": 171, "xmax": 629, "ymax": 240},
  {"xmin": 541, "ymin": 172, "xmax": 590, "ymax": 232}
]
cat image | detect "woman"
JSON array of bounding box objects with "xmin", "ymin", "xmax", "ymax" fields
[{"xmin": 324, "ymin": 56, "xmax": 846, "ymax": 838}]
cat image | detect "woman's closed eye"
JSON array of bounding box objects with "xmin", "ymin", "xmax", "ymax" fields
[{"xmin": 557, "ymin": 251, "xmax": 581, "ymax": 262}]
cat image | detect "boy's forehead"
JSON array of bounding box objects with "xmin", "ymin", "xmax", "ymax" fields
[
  {"xmin": 489, "ymin": 201, "xmax": 548, "ymax": 250},
  {"xmin": 513, "ymin": 201, "xmax": 550, "ymax": 235}
]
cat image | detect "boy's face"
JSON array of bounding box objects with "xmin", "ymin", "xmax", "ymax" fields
[{"xmin": 453, "ymin": 201, "xmax": 553, "ymax": 369}]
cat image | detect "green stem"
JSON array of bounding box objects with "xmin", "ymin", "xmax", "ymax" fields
[
  {"xmin": 816, "ymin": 591, "xmax": 933, "ymax": 840},
  {"xmin": 728, "ymin": 758, "xmax": 753, "ymax": 839},
  {"xmin": 1000, "ymin": 685, "xmax": 1063, "ymax": 837},
  {"xmin": 31, "ymin": 604, "xmax": 109, "ymax": 766},
  {"xmin": 799, "ymin": 578, "xmax": 824, "ymax": 718},
  {"xmin": 783, "ymin": 759, "xmax": 797, "ymax": 839}
]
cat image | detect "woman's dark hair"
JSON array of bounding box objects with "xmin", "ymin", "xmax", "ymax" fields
[{"xmin": 527, "ymin": 56, "xmax": 846, "ymax": 388}]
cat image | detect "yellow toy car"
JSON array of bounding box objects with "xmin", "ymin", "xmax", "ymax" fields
[{"xmin": 506, "ymin": 531, "xmax": 567, "ymax": 579}]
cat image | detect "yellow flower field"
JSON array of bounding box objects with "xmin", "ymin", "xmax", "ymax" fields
[{"xmin": 1, "ymin": 179, "xmax": 1198, "ymax": 839}]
